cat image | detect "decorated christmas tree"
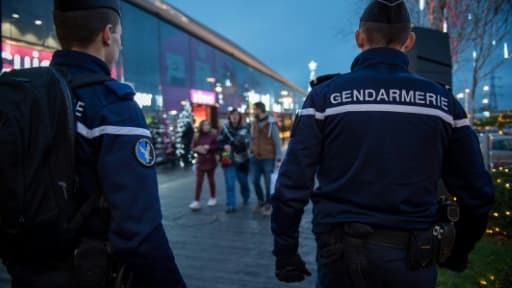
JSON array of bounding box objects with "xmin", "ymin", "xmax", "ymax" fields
[{"xmin": 175, "ymin": 102, "xmax": 194, "ymax": 167}]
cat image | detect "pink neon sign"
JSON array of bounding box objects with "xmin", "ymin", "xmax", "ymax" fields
[
  {"xmin": 2, "ymin": 41, "xmax": 53, "ymax": 71},
  {"xmin": 190, "ymin": 89, "xmax": 216, "ymax": 106}
]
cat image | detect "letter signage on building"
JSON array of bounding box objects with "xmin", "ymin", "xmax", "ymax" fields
[
  {"xmin": 2, "ymin": 41, "xmax": 53, "ymax": 72},
  {"xmin": 190, "ymin": 89, "xmax": 216, "ymax": 106}
]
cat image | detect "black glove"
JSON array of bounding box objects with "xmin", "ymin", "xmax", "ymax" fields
[{"xmin": 275, "ymin": 254, "xmax": 311, "ymax": 283}]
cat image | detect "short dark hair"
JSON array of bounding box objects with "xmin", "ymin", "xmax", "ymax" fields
[
  {"xmin": 253, "ymin": 102, "xmax": 266, "ymax": 113},
  {"xmin": 53, "ymin": 8, "xmax": 120, "ymax": 50},
  {"xmin": 359, "ymin": 22, "xmax": 411, "ymax": 47}
]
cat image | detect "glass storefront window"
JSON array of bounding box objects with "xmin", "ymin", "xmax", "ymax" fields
[
  {"xmin": 1, "ymin": 0, "xmax": 57, "ymax": 72},
  {"xmin": 121, "ymin": 2, "xmax": 161, "ymax": 97},
  {"xmin": 159, "ymin": 21, "xmax": 191, "ymax": 114},
  {"xmin": 1, "ymin": 0, "xmax": 301, "ymax": 147}
]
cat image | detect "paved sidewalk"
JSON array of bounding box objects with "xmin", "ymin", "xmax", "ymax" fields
[{"xmin": 0, "ymin": 166, "xmax": 318, "ymax": 288}]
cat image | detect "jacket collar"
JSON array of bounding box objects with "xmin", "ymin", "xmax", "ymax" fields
[
  {"xmin": 350, "ymin": 48, "xmax": 409, "ymax": 72},
  {"xmin": 50, "ymin": 50, "xmax": 111, "ymax": 76}
]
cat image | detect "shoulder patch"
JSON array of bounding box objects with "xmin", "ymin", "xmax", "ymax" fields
[
  {"xmin": 134, "ymin": 138, "xmax": 156, "ymax": 167},
  {"xmin": 105, "ymin": 81, "xmax": 136, "ymax": 99},
  {"xmin": 310, "ymin": 73, "xmax": 341, "ymax": 88}
]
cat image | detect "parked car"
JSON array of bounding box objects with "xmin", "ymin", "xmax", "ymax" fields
[
  {"xmin": 482, "ymin": 135, "xmax": 512, "ymax": 168},
  {"xmin": 484, "ymin": 126, "xmax": 501, "ymax": 135},
  {"xmin": 502, "ymin": 124, "xmax": 512, "ymax": 135}
]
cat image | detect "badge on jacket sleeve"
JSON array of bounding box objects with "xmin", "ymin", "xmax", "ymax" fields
[{"xmin": 135, "ymin": 138, "xmax": 156, "ymax": 167}]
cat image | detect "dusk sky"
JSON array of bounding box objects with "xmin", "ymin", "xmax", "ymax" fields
[{"xmin": 167, "ymin": 0, "xmax": 512, "ymax": 109}]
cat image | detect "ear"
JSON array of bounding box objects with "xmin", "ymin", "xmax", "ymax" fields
[
  {"xmin": 401, "ymin": 31, "xmax": 416, "ymax": 52},
  {"xmin": 101, "ymin": 24, "xmax": 114, "ymax": 47},
  {"xmin": 355, "ymin": 30, "xmax": 365, "ymax": 49}
]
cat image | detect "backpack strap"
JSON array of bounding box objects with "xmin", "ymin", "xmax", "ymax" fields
[{"xmin": 52, "ymin": 70, "xmax": 113, "ymax": 234}]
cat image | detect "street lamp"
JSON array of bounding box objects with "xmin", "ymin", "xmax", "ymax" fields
[
  {"xmin": 456, "ymin": 93, "xmax": 464, "ymax": 99},
  {"xmin": 461, "ymin": 89, "xmax": 471, "ymax": 115},
  {"xmin": 482, "ymin": 98, "xmax": 489, "ymax": 105},
  {"xmin": 214, "ymin": 83, "xmax": 223, "ymax": 93},
  {"xmin": 308, "ymin": 61, "xmax": 317, "ymax": 80},
  {"xmin": 308, "ymin": 61, "xmax": 317, "ymax": 92}
]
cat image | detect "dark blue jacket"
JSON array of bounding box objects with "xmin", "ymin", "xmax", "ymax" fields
[
  {"xmin": 271, "ymin": 48, "xmax": 495, "ymax": 259},
  {"xmin": 51, "ymin": 51, "xmax": 185, "ymax": 287}
]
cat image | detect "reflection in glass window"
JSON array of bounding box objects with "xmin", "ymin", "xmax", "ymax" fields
[
  {"xmin": 190, "ymin": 37, "xmax": 214, "ymax": 91},
  {"xmin": 159, "ymin": 21, "xmax": 191, "ymax": 112},
  {"xmin": 1, "ymin": 0, "xmax": 57, "ymax": 71},
  {"xmin": 121, "ymin": 3, "xmax": 160, "ymax": 96},
  {"xmin": 1, "ymin": 0, "xmax": 57, "ymax": 49}
]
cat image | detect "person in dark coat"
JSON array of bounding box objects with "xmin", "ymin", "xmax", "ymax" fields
[
  {"xmin": 190, "ymin": 120, "xmax": 218, "ymax": 211},
  {"xmin": 181, "ymin": 121, "xmax": 194, "ymax": 166},
  {"xmin": 218, "ymin": 109, "xmax": 251, "ymax": 213}
]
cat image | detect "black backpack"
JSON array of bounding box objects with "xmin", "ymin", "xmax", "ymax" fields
[{"xmin": 0, "ymin": 67, "xmax": 110, "ymax": 265}]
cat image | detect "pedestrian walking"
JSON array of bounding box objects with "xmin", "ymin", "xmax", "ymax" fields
[
  {"xmin": 181, "ymin": 120, "xmax": 195, "ymax": 166},
  {"xmin": 218, "ymin": 109, "xmax": 251, "ymax": 213},
  {"xmin": 0, "ymin": 0, "xmax": 186, "ymax": 287},
  {"xmin": 190, "ymin": 120, "xmax": 218, "ymax": 211},
  {"xmin": 271, "ymin": 1, "xmax": 495, "ymax": 287},
  {"xmin": 250, "ymin": 102, "xmax": 283, "ymax": 216}
]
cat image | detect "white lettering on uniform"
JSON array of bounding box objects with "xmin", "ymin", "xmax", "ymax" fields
[
  {"xmin": 342, "ymin": 90, "xmax": 352, "ymax": 102},
  {"xmin": 327, "ymin": 89, "xmax": 450, "ymax": 111},
  {"xmin": 441, "ymin": 97, "xmax": 449, "ymax": 111},
  {"xmin": 365, "ymin": 89, "xmax": 376, "ymax": 101},
  {"xmin": 354, "ymin": 90, "xmax": 364, "ymax": 101},
  {"xmin": 75, "ymin": 101, "xmax": 85, "ymax": 117},
  {"xmin": 377, "ymin": 89, "xmax": 389, "ymax": 101},
  {"xmin": 416, "ymin": 91, "xmax": 425, "ymax": 104},
  {"xmin": 426, "ymin": 93, "xmax": 436, "ymax": 105},
  {"xmin": 389, "ymin": 89, "xmax": 400, "ymax": 102},
  {"xmin": 330, "ymin": 93, "xmax": 342, "ymax": 104},
  {"xmin": 402, "ymin": 90, "xmax": 414, "ymax": 102}
]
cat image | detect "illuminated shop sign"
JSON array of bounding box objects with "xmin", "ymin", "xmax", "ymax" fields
[
  {"xmin": 245, "ymin": 90, "xmax": 271, "ymax": 109},
  {"xmin": 2, "ymin": 41, "xmax": 53, "ymax": 71},
  {"xmin": 134, "ymin": 92, "xmax": 153, "ymax": 108},
  {"xmin": 190, "ymin": 89, "xmax": 216, "ymax": 106}
]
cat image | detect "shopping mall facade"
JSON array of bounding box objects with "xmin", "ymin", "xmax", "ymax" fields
[{"xmin": 1, "ymin": 0, "xmax": 304, "ymax": 162}]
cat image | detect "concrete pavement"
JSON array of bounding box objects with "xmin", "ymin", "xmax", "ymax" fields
[{"xmin": 0, "ymin": 166, "xmax": 317, "ymax": 288}]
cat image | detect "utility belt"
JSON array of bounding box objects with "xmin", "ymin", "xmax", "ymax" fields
[
  {"xmin": 316, "ymin": 221, "xmax": 457, "ymax": 288},
  {"xmin": 317, "ymin": 221, "xmax": 457, "ymax": 267},
  {"xmin": 368, "ymin": 222, "xmax": 456, "ymax": 269},
  {"xmin": 317, "ymin": 200, "xmax": 460, "ymax": 271}
]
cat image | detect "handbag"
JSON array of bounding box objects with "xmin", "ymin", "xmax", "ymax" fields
[{"xmin": 233, "ymin": 151, "xmax": 249, "ymax": 165}]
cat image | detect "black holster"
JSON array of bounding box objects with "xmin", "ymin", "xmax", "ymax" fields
[
  {"xmin": 71, "ymin": 239, "xmax": 112, "ymax": 288},
  {"xmin": 407, "ymin": 222, "xmax": 456, "ymax": 270},
  {"xmin": 407, "ymin": 200, "xmax": 458, "ymax": 270}
]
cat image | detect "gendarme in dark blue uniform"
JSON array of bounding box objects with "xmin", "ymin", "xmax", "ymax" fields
[
  {"xmin": 271, "ymin": 1, "xmax": 495, "ymax": 287},
  {"xmin": 51, "ymin": 51, "xmax": 185, "ymax": 288},
  {"xmin": 45, "ymin": 0, "xmax": 186, "ymax": 287}
]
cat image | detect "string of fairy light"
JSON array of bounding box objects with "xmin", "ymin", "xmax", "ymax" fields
[
  {"xmin": 486, "ymin": 166, "xmax": 511, "ymax": 238},
  {"xmin": 477, "ymin": 166, "xmax": 511, "ymax": 287}
]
